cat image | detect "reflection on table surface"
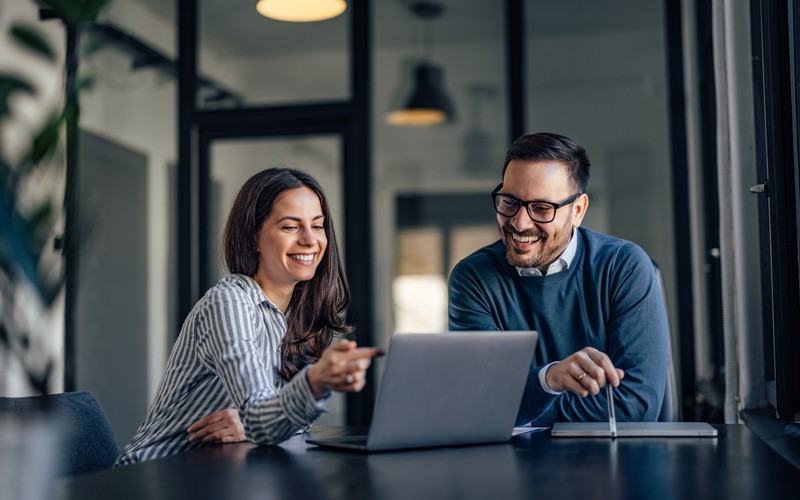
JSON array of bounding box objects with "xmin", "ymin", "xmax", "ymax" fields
[{"xmin": 59, "ymin": 425, "xmax": 800, "ymax": 500}]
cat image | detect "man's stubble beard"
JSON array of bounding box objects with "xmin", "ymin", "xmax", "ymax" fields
[{"xmin": 500, "ymin": 212, "xmax": 573, "ymax": 270}]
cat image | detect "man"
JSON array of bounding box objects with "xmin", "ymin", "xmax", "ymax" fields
[{"xmin": 448, "ymin": 132, "xmax": 668, "ymax": 426}]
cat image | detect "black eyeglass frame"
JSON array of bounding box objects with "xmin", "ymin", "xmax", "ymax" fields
[{"xmin": 491, "ymin": 183, "xmax": 583, "ymax": 223}]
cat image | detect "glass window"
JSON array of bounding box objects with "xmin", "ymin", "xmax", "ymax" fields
[
  {"xmin": 450, "ymin": 226, "xmax": 498, "ymax": 274},
  {"xmin": 392, "ymin": 194, "xmax": 498, "ymax": 334},
  {"xmin": 198, "ymin": 0, "xmax": 349, "ymax": 109},
  {"xmin": 374, "ymin": 1, "xmax": 508, "ymax": 343},
  {"xmin": 394, "ymin": 228, "xmax": 446, "ymax": 332},
  {"xmin": 525, "ymin": 0, "xmax": 677, "ymax": 335}
]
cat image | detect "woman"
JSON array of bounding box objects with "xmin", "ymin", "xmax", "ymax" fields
[{"xmin": 116, "ymin": 168, "xmax": 380, "ymax": 465}]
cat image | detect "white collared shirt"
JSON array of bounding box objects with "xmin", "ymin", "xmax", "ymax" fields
[{"xmin": 515, "ymin": 227, "xmax": 579, "ymax": 277}]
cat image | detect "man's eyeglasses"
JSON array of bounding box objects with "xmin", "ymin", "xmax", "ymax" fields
[{"xmin": 491, "ymin": 184, "xmax": 582, "ymax": 223}]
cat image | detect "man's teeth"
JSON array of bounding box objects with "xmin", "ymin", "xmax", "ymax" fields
[
  {"xmin": 512, "ymin": 234, "xmax": 541, "ymax": 244},
  {"xmin": 290, "ymin": 254, "xmax": 314, "ymax": 262}
]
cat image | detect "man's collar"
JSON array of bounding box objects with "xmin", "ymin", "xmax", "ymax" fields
[{"xmin": 516, "ymin": 228, "xmax": 579, "ymax": 277}]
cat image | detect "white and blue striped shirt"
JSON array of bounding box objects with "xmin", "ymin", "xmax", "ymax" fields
[{"xmin": 115, "ymin": 274, "xmax": 326, "ymax": 466}]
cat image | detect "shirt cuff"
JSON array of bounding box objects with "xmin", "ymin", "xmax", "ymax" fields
[
  {"xmin": 277, "ymin": 365, "xmax": 330, "ymax": 429},
  {"xmin": 539, "ymin": 361, "xmax": 566, "ymax": 395},
  {"xmin": 300, "ymin": 365, "xmax": 332, "ymax": 410}
]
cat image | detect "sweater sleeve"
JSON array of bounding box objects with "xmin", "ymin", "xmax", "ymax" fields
[
  {"xmin": 597, "ymin": 244, "xmax": 668, "ymax": 422},
  {"xmin": 448, "ymin": 258, "xmax": 503, "ymax": 331},
  {"xmin": 194, "ymin": 289, "xmax": 325, "ymax": 445},
  {"xmin": 522, "ymin": 244, "xmax": 669, "ymax": 425}
]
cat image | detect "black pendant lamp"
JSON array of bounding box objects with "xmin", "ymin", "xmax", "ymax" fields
[{"xmin": 386, "ymin": 1, "xmax": 454, "ymax": 127}]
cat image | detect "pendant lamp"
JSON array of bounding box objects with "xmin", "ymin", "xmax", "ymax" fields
[
  {"xmin": 386, "ymin": 1, "xmax": 453, "ymax": 127},
  {"xmin": 256, "ymin": 0, "xmax": 347, "ymax": 23}
]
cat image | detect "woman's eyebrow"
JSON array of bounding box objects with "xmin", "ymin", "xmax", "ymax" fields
[{"xmin": 275, "ymin": 214, "xmax": 325, "ymax": 223}]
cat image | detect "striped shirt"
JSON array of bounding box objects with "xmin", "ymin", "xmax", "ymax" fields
[{"xmin": 115, "ymin": 274, "xmax": 327, "ymax": 466}]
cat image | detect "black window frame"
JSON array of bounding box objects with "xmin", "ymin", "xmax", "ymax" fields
[{"xmin": 750, "ymin": 0, "xmax": 800, "ymax": 422}]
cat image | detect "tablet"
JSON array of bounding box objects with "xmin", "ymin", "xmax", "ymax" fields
[{"xmin": 551, "ymin": 422, "xmax": 718, "ymax": 438}]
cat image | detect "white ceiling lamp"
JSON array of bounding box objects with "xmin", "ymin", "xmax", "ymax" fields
[
  {"xmin": 256, "ymin": 0, "xmax": 347, "ymax": 23},
  {"xmin": 386, "ymin": 1, "xmax": 453, "ymax": 127}
]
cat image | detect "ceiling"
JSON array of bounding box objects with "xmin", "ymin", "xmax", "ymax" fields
[{"xmin": 131, "ymin": 0, "xmax": 661, "ymax": 57}]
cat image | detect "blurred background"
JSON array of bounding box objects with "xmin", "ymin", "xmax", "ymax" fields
[{"xmin": 1, "ymin": 0, "xmax": 797, "ymax": 453}]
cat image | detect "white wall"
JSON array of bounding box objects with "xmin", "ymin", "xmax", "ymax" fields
[
  {"xmin": 80, "ymin": 1, "xmax": 177, "ymax": 401},
  {"xmin": 526, "ymin": 27, "xmax": 676, "ymax": 329}
]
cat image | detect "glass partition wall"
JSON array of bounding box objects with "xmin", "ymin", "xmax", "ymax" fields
[
  {"xmin": 198, "ymin": 0, "xmax": 350, "ymax": 108},
  {"xmin": 373, "ymin": 1, "xmax": 508, "ymax": 341}
]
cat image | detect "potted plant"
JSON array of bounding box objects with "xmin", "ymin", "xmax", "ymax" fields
[
  {"xmin": 0, "ymin": 0, "xmax": 108, "ymax": 394},
  {"xmin": 1, "ymin": 2, "xmax": 110, "ymax": 495}
]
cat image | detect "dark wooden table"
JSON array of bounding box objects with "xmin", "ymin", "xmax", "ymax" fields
[{"xmin": 59, "ymin": 425, "xmax": 800, "ymax": 499}]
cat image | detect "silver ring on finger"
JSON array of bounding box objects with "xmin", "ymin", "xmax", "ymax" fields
[{"xmin": 345, "ymin": 373, "xmax": 354, "ymax": 384}]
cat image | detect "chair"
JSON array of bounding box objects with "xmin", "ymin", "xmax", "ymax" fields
[
  {"xmin": 0, "ymin": 391, "xmax": 119, "ymax": 476},
  {"xmin": 653, "ymin": 262, "xmax": 680, "ymax": 422}
]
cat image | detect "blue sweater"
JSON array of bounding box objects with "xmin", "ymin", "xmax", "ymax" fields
[{"xmin": 448, "ymin": 228, "xmax": 668, "ymax": 426}]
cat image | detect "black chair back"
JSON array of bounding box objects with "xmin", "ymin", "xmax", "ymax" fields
[
  {"xmin": 652, "ymin": 262, "xmax": 680, "ymax": 422},
  {"xmin": 0, "ymin": 391, "xmax": 119, "ymax": 475}
]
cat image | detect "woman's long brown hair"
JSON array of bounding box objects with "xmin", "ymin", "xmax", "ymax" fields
[{"xmin": 223, "ymin": 167, "xmax": 352, "ymax": 381}]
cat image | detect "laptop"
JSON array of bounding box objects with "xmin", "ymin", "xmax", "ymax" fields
[
  {"xmin": 551, "ymin": 421, "xmax": 718, "ymax": 438},
  {"xmin": 306, "ymin": 330, "xmax": 538, "ymax": 452}
]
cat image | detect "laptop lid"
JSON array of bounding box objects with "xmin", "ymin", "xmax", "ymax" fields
[
  {"xmin": 308, "ymin": 331, "xmax": 538, "ymax": 452},
  {"xmin": 551, "ymin": 421, "xmax": 718, "ymax": 438}
]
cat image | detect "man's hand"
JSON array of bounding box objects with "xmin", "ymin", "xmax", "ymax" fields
[
  {"xmin": 545, "ymin": 347, "xmax": 624, "ymax": 396},
  {"xmin": 187, "ymin": 408, "xmax": 246, "ymax": 443}
]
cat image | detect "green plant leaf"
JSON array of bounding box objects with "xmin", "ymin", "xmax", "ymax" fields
[
  {"xmin": 42, "ymin": 0, "xmax": 113, "ymax": 26},
  {"xmin": 2, "ymin": 0, "xmax": 108, "ymax": 395},
  {"xmin": 27, "ymin": 358, "xmax": 53, "ymax": 395},
  {"xmin": 80, "ymin": 34, "xmax": 106, "ymax": 57},
  {"xmin": 77, "ymin": 75, "xmax": 95, "ymax": 92},
  {"xmin": 0, "ymin": 158, "xmax": 13, "ymax": 184},
  {"xmin": 0, "ymin": 323, "xmax": 8, "ymax": 348},
  {"xmin": 0, "ymin": 193, "xmax": 46, "ymax": 297},
  {"xmin": 31, "ymin": 110, "xmax": 66, "ymax": 163},
  {"xmin": 10, "ymin": 24, "xmax": 55, "ymax": 62},
  {"xmin": 0, "ymin": 74, "xmax": 37, "ymax": 119},
  {"xmin": 25, "ymin": 202, "xmax": 54, "ymax": 250}
]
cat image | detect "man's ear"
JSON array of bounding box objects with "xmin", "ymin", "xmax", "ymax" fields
[{"xmin": 572, "ymin": 193, "xmax": 589, "ymax": 228}]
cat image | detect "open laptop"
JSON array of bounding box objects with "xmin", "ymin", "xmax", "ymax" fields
[
  {"xmin": 551, "ymin": 421, "xmax": 718, "ymax": 437},
  {"xmin": 306, "ymin": 330, "xmax": 538, "ymax": 452}
]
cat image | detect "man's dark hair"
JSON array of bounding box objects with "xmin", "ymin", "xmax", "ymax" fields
[{"xmin": 502, "ymin": 132, "xmax": 591, "ymax": 193}]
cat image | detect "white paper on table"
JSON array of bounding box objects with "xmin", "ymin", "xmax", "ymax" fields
[{"xmin": 512, "ymin": 426, "xmax": 549, "ymax": 436}]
